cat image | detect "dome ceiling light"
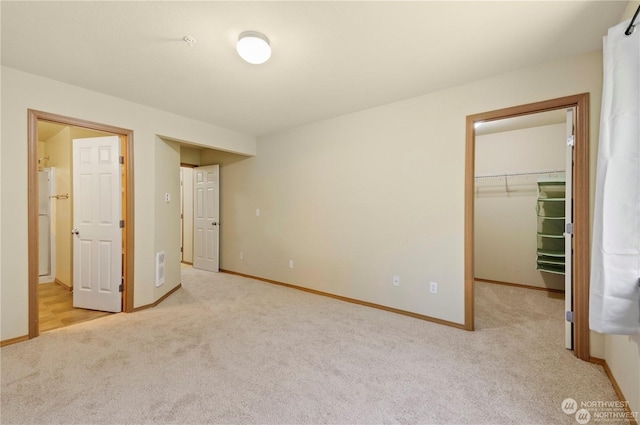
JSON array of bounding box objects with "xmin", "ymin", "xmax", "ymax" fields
[{"xmin": 236, "ymin": 31, "xmax": 271, "ymax": 65}]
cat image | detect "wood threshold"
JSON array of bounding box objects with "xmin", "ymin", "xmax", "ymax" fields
[
  {"xmin": 27, "ymin": 109, "xmax": 135, "ymax": 340},
  {"xmin": 220, "ymin": 270, "xmax": 467, "ymax": 330},
  {"xmin": 590, "ymin": 357, "xmax": 639, "ymax": 425},
  {"xmin": 465, "ymin": 93, "xmax": 590, "ymax": 361},
  {"xmin": 132, "ymin": 284, "xmax": 182, "ymax": 312},
  {"xmin": 0, "ymin": 335, "xmax": 29, "ymax": 347},
  {"xmin": 475, "ymin": 278, "xmax": 565, "ymax": 294}
]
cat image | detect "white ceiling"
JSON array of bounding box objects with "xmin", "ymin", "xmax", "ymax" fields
[{"xmin": 1, "ymin": 1, "xmax": 629, "ymax": 137}]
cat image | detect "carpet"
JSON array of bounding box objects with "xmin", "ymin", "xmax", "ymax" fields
[{"xmin": 0, "ymin": 268, "xmax": 624, "ymax": 424}]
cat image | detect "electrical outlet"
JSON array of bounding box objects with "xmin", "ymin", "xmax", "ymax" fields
[
  {"xmin": 430, "ymin": 281, "xmax": 438, "ymax": 294},
  {"xmin": 240, "ymin": 252, "xmax": 244, "ymax": 260},
  {"xmin": 393, "ymin": 275, "xmax": 400, "ymax": 287},
  {"xmin": 256, "ymin": 208, "xmax": 260, "ymax": 216},
  {"xmin": 289, "ymin": 259, "xmax": 294, "ymax": 269}
]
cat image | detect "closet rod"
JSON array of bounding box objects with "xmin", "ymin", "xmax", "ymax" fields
[
  {"xmin": 474, "ymin": 169, "xmax": 565, "ymax": 179},
  {"xmin": 626, "ymin": 5, "xmax": 639, "ymax": 36}
]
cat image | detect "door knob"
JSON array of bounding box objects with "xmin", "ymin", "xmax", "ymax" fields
[
  {"xmin": 71, "ymin": 229, "xmax": 79, "ymax": 235},
  {"xmin": 211, "ymin": 222, "xmax": 218, "ymax": 226}
]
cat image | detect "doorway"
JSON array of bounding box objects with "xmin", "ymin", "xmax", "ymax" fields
[
  {"xmin": 473, "ymin": 109, "xmax": 571, "ymax": 350},
  {"xmin": 180, "ymin": 166, "xmax": 194, "ymax": 265},
  {"xmin": 38, "ymin": 166, "xmax": 56, "ymax": 284},
  {"xmin": 27, "ymin": 110, "xmax": 135, "ymax": 339},
  {"xmin": 177, "ymin": 144, "xmax": 251, "ymax": 274},
  {"xmin": 464, "ymin": 93, "xmax": 591, "ymax": 361}
]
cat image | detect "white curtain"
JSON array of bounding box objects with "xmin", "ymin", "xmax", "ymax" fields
[{"xmin": 590, "ymin": 18, "xmax": 640, "ymax": 335}]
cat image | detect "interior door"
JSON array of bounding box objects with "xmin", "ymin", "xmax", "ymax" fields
[
  {"xmin": 193, "ymin": 165, "xmax": 219, "ymax": 272},
  {"xmin": 564, "ymin": 108, "xmax": 575, "ymax": 350},
  {"xmin": 72, "ymin": 136, "xmax": 122, "ymax": 312}
]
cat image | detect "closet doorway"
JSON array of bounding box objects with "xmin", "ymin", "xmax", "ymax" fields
[
  {"xmin": 474, "ymin": 109, "xmax": 571, "ymax": 346},
  {"xmin": 464, "ymin": 93, "xmax": 591, "ymax": 361},
  {"xmin": 27, "ymin": 110, "xmax": 135, "ymax": 339}
]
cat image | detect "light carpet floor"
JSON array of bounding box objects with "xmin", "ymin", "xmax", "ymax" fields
[{"xmin": 0, "ymin": 268, "xmax": 625, "ymax": 424}]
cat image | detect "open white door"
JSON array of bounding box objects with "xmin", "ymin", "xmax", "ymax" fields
[
  {"xmin": 564, "ymin": 108, "xmax": 575, "ymax": 349},
  {"xmin": 193, "ymin": 165, "xmax": 219, "ymax": 272},
  {"xmin": 72, "ymin": 136, "xmax": 122, "ymax": 312}
]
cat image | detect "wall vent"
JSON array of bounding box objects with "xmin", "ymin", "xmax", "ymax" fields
[{"xmin": 156, "ymin": 251, "xmax": 165, "ymax": 287}]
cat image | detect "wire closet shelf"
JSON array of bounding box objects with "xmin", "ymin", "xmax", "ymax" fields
[{"xmin": 475, "ymin": 169, "xmax": 565, "ymax": 193}]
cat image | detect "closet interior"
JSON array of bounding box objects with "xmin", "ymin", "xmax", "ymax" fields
[{"xmin": 474, "ymin": 110, "xmax": 569, "ymax": 291}]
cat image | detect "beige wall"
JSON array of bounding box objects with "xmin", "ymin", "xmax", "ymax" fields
[
  {"xmin": 180, "ymin": 146, "xmax": 201, "ymax": 166},
  {"xmin": 219, "ymin": 49, "xmax": 638, "ymax": 407},
  {"xmin": 605, "ymin": 334, "xmax": 640, "ymax": 415},
  {"xmin": 475, "ymin": 123, "xmax": 565, "ymax": 289},
  {"xmin": 46, "ymin": 127, "xmax": 72, "ymax": 287},
  {"xmin": 0, "ymin": 66, "xmax": 255, "ymax": 341},
  {"xmin": 154, "ymin": 138, "xmax": 181, "ymax": 300},
  {"xmin": 220, "ymin": 51, "xmax": 605, "ymax": 327}
]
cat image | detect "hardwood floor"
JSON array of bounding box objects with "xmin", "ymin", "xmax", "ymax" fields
[{"xmin": 38, "ymin": 282, "xmax": 113, "ymax": 333}]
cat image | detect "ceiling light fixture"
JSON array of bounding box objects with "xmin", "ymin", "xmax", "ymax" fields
[{"xmin": 236, "ymin": 31, "xmax": 271, "ymax": 65}]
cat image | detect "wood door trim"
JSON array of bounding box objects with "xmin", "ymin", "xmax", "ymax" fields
[
  {"xmin": 464, "ymin": 93, "xmax": 590, "ymax": 361},
  {"xmin": 27, "ymin": 109, "xmax": 135, "ymax": 339}
]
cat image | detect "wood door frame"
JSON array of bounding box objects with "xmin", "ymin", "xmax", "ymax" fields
[
  {"xmin": 27, "ymin": 109, "xmax": 135, "ymax": 338},
  {"xmin": 464, "ymin": 93, "xmax": 590, "ymax": 361}
]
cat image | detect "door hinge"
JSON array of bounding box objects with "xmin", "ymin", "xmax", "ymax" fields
[
  {"xmin": 180, "ymin": 247, "xmax": 183, "ymax": 253},
  {"xmin": 119, "ymin": 220, "xmax": 125, "ymax": 228},
  {"xmin": 566, "ymin": 311, "xmax": 574, "ymax": 323},
  {"xmin": 566, "ymin": 222, "xmax": 574, "ymax": 235},
  {"xmin": 119, "ymin": 283, "xmax": 124, "ymax": 293},
  {"xmin": 119, "ymin": 156, "xmax": 124, "ymax": 165},
  {"xmin": 567, "ymin": 135, "xmax": 575, "ymax": 147}
]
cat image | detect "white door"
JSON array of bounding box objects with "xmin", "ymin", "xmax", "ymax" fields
[
  {"xmin": 72, "ymin": 136, "xmax": 122, "ymax": 312},
  {"xmin": 193, "ymin": 165, "xmax": 219, "ymax": 272},
  {"xmin": 564, "ymin": 108, "xmax": 575, "ymax": 350}
]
